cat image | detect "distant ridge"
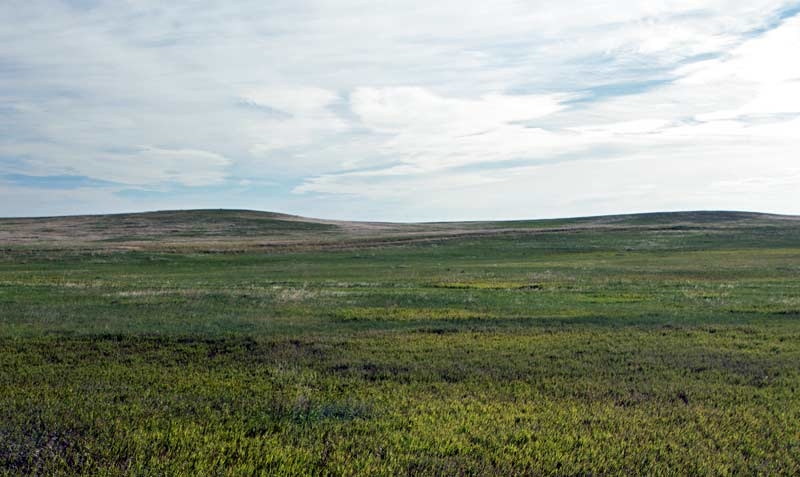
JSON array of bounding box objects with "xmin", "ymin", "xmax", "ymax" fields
[
  {"xmin": 1, "ymin": 209, "xmax": 797, "ymax": 252},
  {"xmin": 3, "ymin": 208, "xmax": 797, "ymax": 224}
]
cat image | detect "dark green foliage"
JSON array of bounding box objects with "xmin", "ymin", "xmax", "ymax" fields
[{"xmin": 1, "ymin": 212, "xmax": 799, "ymax": 475}]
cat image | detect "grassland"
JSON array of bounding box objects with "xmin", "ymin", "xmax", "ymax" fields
[{"xmin": 1, "ymin": 210, "xmax": 799, "ymax": 475}]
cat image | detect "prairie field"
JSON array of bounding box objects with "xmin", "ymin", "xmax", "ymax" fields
[{"xmin": 1, "ymin": 210, "xmax": 799, "ymax": 475}]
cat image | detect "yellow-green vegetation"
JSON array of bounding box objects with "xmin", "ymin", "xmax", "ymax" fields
[{"xmin": 1, "ymin": 210, "xmax": 799, "ymax": 475}]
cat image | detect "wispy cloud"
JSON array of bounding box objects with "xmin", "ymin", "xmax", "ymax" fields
[{"xmin": 0, "ymin": 0, "xmax": 798, "ymax": 219}]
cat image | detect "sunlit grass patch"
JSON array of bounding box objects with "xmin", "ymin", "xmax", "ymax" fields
[
  {"xmin": 574, "ymin": 292, "xmax": 647, "ymax": 304},
  {"xmin": 329, "ymin": 307, "xmax": 493, "ymax": 322},
  {"xmin": 432, "ymin": 280, "xmax": 544, "ymax": 290},
  {"xmin": 326, "ymin": 306, "xmax": 601, "ymax": 325}
]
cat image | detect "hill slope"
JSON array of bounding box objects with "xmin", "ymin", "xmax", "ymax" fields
[{"xmin": 0, "ymin": 209, "xmax": 797, "ymax": 252}]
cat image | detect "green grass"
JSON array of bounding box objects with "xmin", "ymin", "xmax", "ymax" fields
[{"xmin": 1, "ymin": 211, "xmax": 800, "ymax": 475}]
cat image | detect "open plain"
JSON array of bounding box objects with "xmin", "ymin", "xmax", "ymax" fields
[{"xmin": 1, "ymin": 210, "xmax": 799, "ymax": 475}]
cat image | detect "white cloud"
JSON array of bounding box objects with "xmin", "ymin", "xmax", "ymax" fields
[
  {"xmin": 242, "ymin": 87, "xmax": 339, "ymax": 115},
  {"xmin": 675, "ymin": 14, "xmax": 800, "ymax": 122},
  {"xmin": 351, "ymin": 87, "xmax": 569, "ymax": 133},
  {"xmin": 1, "ymin": 0, "xmax": 799, "ymax": 219},
  {"xmin": 568, "ymin": 119, "xmax": 674, "ymax": 136},
  {"xmin": 678, "ymin": 15, "xmax": 800, "ymax": 86},
  {"xmin": 345, "ymin": 87, "xmax": 579, "ymax": 171},
  {"xmin": 101, "ymin": 147, "xmax": 232, "ymax": 186},
  {"xmin": 296, "ymin": 12, "xmax": 800, "ymax": 217},
  {"xmin": 241, "ymin": 86, "xmax": 349, "ymax": 154},
  {"xmin": 0, "ymin": 144, "xmax": 232, "ymax": 187}
]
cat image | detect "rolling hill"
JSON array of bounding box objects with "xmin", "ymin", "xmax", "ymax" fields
[{"xmin": 1, "ymin": 209, "xmax": 796, "ymax": 252}]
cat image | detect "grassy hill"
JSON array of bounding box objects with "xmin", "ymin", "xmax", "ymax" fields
[
  {"xmin": 1, "ymin": 210, "xmax": 799, "ymax": 475},
  {"xmin": 1, "ymin": 209, "xmax": 797, "ymax": 252}
]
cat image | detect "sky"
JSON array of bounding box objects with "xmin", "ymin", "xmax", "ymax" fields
[{"xmin": 1, "ymin": 0, "xmax": 799, "ymax": 221}]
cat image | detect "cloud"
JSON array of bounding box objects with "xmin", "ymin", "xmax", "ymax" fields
[
  {"xmin": 0, "ymin": 144, "xmax": 231, "ymax": 187},
  {"xmin": 241, "ymin": 86, "xmax": 349, "ymax": 154},
  {"xmin": 682, "ymin": 15, "xmax": 800, "ymax": 121},
  {"xmin": 103, "ymin": 147, "xmax": 232, "ymax": 186},
  {"xmin": 1, "ymin": 0, "xmax": 799, "ymax": 219},
  {"xmin": 242, "ymin": 87, "xmax": 340, "ymax": 116},
  {"xmin": 296, "ymin": 11, "xmax": 800, "ymax": 218},
  {"xmin": 345, "ymin": 87, "xmax": 577, "ymax": 170},
  {"xmin": 351, "ymin": 87, "xmax": 569, "ymax": 133}
]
